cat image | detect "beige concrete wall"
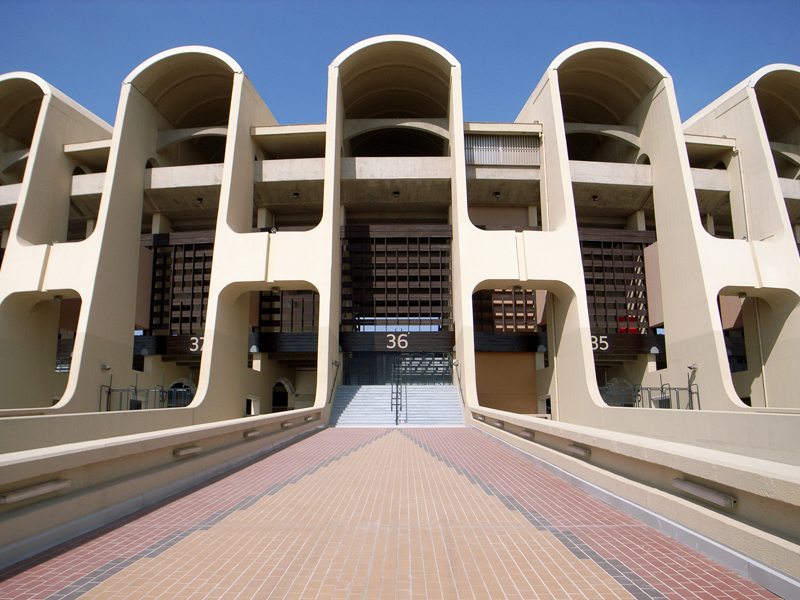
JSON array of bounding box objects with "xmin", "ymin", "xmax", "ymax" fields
[
  {"xmin": 0, "ymin": 74, "xmax": 112, "ymax": 410},
  {"xmin": 475, "ymin": 352, "xmax": 537, "ymax": 413},
  {"xmin": 683, "ymin": 68, "xmax": 800, "ymax": 410},
  {"xmin": 1, "ymin": 39, "xmax": 800, "ymax": 582}
]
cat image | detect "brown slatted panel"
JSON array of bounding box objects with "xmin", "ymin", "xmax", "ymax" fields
[
  {"xmin": 258, "ymin": 290, "xmax": 320, "ymax": 333},
  {"xmin": 579, "ymin": 229, "xmax": 651, "ymax": 334},
  {"xmin": 472, "ymin": 289, "xmax": 538, "ymax": 333},
  {"xmin": 341, "ymin": 228, "xmax": 453, "ymax": 331},
  {"xmin": 149, "ymin": 242, "xmax": 213, "ymax": 335}
]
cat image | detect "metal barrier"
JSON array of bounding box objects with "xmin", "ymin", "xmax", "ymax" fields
[
  {"xmin": 100, "ymin": 385, "xmax": 194, "ymax": 411},
  {"xmin": 391, "ymin": 355, "xmax": 407, "ymax": 425},
  {"xmin": 600, "ymin": 382, "xmax": 699, "ymax": 410}
]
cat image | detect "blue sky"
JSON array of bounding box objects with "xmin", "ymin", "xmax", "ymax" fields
[{"xmin": 3, "ymin": 0, "xmax": 799, "ymax": 127}]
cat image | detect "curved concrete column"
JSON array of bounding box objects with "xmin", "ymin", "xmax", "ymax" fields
[
  {"xmin": 0, "ymin": 73, "xmax": 111, "ymax": 411},
  {"xmin": 683, "ymin": 65, "xmax": 800, "ymax": 408}
]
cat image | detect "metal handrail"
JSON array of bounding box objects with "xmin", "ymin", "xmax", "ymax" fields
[
  {"xmin": 101, "ymin": 385, "xmax": 194, "ymax": 411},
  {"xmin": 600, "ymin": 383, "xmax": 700, "ymax": 410}
]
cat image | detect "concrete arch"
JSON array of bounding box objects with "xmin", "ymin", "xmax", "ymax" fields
[
  {"xmin": 0, "ymin": 73, "xmax": 49, "ymax": 148},
  {"xmin": 550, "ymin": 42, "xmax": 668, "ymax": 127},
  {"xmin": 156, "ymin": 126, "xmax": 229, "ymax": 152},
  {"xmin": 332, "ymin": 36, "xmax": 457, "ymax": 120},
  {"xmin": 343, "ymin": 119, "xmax": 449, "ymax": 143},
  {"xmin": 563, "ymin": 123, "xmax": 640, "ymax": 149},
  {"xmin": 749, "ymin": 65, "xmax": 800, "ymax": 145},
  {"xmin": 274, "ymin": 376, "xmax": 295, "ymax": 397},
  {"xmin": 124, "ymin": 47, "xmax": 241, "ymax": 128}
]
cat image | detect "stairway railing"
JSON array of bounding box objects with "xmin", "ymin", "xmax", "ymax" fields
[{"xmin": 391, "ymin": 355, "xmax": 405, "ymax": 425}]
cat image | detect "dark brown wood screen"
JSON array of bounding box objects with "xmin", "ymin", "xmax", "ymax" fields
[
  {"xmin": 579, "ymin": 228, "xmax": 655, "ymax": 334},
  {"xmin": 257, "ymin": 290, "xmax": 319, "ymax": 332},
  {"xmin": 341, "ymin": 225, "xmax": 452, "ymax": 332},
  {"xmin": 149, "ymin": 240, "xmax": 213, "ymax": 335},
  {"xmin": 473, "ymin": 289, "xmax": 538, "ymax": 332}
]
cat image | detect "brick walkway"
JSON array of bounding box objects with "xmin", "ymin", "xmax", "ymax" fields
[{"xmin": 0, "ymin": 428, "xmax": 779, "ymax": 600}]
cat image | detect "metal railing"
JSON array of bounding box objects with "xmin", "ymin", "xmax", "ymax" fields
[
  {"xmin": 100, "ymin": 385, "xmax": 194, "ymax": 411},
  {"xmin": 465, "ymin": 134, "xmax": 540, "ymax": 166},
  {"xmin": 393, "ymin": 352, "xmax": 452, "ymax": 385},
  {"xmin": 600, "ymin": 382, "xmax": 699, "ymax": 410},
  {"xmin": 391, "ymin": 355, "xmax": 407, "ymax": 425}
]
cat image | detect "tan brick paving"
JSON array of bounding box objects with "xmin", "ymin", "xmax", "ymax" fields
[
  {"xmin": 0, "ymin": 427, "xmax": 780, "ymax": 599},
  {"xmin": 74, "ymin": 431, "xmax": 631, "ymax": 600}
]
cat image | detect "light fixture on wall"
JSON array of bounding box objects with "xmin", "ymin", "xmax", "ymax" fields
[
  {"xmin": 196, "ymin": 197, "xmax": 203, "ymax": 205},
  {"xmin": 0, "ymin": 479, "xmax": 71, "ymax": 505},
  {"xmin": 392, "ymin": 191, "xmax": 400, "ymax": 198},
  {"xmin": 673, "ymin": 478, "xmax": 737, "ymax": 508},
  {"xmin": 173, "ymin": 445, "xmax": 202, "ymax": 457},
  {"xmin": 332, "ymin": 360, "xmax": 341, "ymax": 368},
  {"xmin": 566, "ymin": 444, "xmax": 591, "ymax": 458},
  {"xmin": 292, "ymin": 191, "xmax": 300, "ymax": 199},
  {"xmin": 493, "ymin": 191, "xmax": 500, "ymax": 198},
  {"xmin": 591, "ymin": 195, "xmax": 599, "ymax": 202},
  {"xmin": 101, "ymin": 364, "xmax": 111, "ymax": 371}
]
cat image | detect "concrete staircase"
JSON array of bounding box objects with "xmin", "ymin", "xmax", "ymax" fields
[{"xmin": 330, "ymin": 385, "xmax": 464, "ymax": 427}]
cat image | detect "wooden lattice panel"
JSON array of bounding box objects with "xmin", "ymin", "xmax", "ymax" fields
[
  {"xmin": 341, "ymin": 225, "xmax": 453, "ymax": 331},
  {"xmin": 258, "ymin": 290, "xmax": 320, "ymax": 332},
  {"xmin": 579, "ymin": 229, "xmax": 655, "ymax": 334},
  {"xmin": 472, "ymin": 289, "xmax": 538, "ymax": 332},
  {"xmin": 150, "ymin": 242, "xmax": 213, "ymax": 335}
]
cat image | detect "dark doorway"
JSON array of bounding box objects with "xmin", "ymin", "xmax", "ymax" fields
[{"xmin": 272, "ymin": 382, "xmax": 289, "ymax": 412}]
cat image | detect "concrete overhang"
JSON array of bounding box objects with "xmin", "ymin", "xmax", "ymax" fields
[
  {"xmin": 466, "ymin": 167, "xmax": 541, "ymax": 207},
  {"xmin": 780, "ymin": 178, "xmax": 800, "ymax": 201},
  {"xmin": 251, "ymin": 124, "xmax": 326, "ymax": 159},
  {"xmin": 344, "ymin": 119, "xmax": 449, "ymax": 142},
  {"xmin": 254, "ymin": 158, "xmax": 324, "ymax": 214},
  {"xmin": 780, "ymin": 178, "xmax": 800, "ymax": 223},
  {"xmin": 684, "ymin": 133, "xmax": 737, "ymax": 167},
  {"xmin": 0, "ymin": 183, "xmax": 19, "ymax": 229},
  {"xmin": 63, "ymin": 139, "xmax": 112, "ymax": 173},
  {"xmin": 340, "ymin": 156, "xmax": 451, "ymax": 213},
  {"xmin": 0, "ymin": 183, "xmax": 20, "ymax": 208},
  {"xmin": 464, "ymin": 122, "xmax": 542, "ymax": 135}
]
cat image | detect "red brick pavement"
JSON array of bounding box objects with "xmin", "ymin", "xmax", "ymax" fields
[{"xmin": 0, "ymin": 427, "xmax": 780, "ymax": 600}]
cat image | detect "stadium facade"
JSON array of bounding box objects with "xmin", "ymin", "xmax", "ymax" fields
[{"xmin": 0, "ymin": 36, "xmax": 799, "ymax": 590}]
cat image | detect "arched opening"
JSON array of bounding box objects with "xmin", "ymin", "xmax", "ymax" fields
[
  {"xmin": 349, "ymin": 128, "xmax": 446, "ymax": 157},
  {"xmin": 337, "ymin": 41, "xmax": 451, "ymax": 120},
  {"xmin": 0, "ymin": 77, "xmax": 44, "ymax": 251},
  {"xmin": 333, "ymin": 39, "xmax": 458, "ymax": 389},
  {"xmin": 247, "ymin": 285, "xmax": 319, "ymax": 413},
  {"xmin": 120, "ymin": 50, "xmax": 241, "ymax": 402},
  {"xmin": 565, "ymin": 131, "xmax": 639, "ymax": 163},
  {"xmin": 271, "ymin": 382, "xmax": 289, "ymax": 412},
  {"xmin": 0, "ymin": 78, "xmax": 42, "ymax": 187},
  {"xmin": 754, "ymin": 68, "xmax": 800, "ymax": 242},
  {"xmin": 554, "ymin": 45, "xmax": 669, "ymax": 401},
  {"xmin": 0, "ymin": 290, "xmax": 81, "ymax": 409},
  {"xmin": 471, "ymin": 284, "xmax": 548, "ymax": 415}
]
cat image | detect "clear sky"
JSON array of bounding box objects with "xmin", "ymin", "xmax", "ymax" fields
[{"xmin": 3, "ymin": 0, "xmax": 799, "ymax": 127}]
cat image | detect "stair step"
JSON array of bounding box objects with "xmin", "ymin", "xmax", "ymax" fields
[{"xmin": 330, "ymin": 385, "xmax": 463, "ymax": 427}]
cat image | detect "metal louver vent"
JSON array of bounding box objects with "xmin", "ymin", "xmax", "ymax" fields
[{"xmin": 465, "ymin": 134, "xmax": 540, "ymax": 166}]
